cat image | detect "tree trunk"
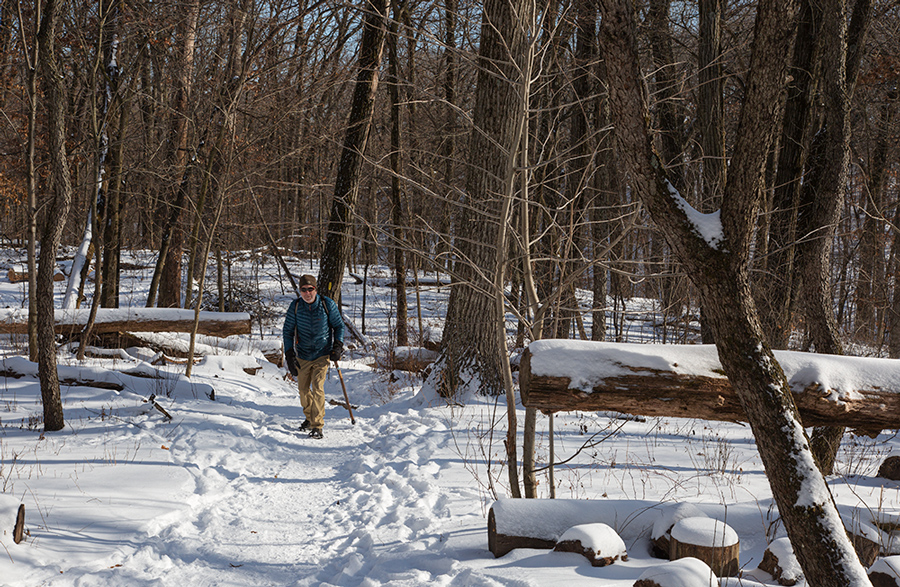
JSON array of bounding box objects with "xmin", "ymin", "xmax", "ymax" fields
[
  {"xmin": 430, "ymin": 0, "xmax": 531, "ymax": 399},
  {"xmin": 522, "ymin": 406, "xmax": 537, "ymax": 497},
  {"xmin": 437, "ymin": 0, "xmax": 457, "ymax": 270},
  {"xmin": 387, "ymin": 4, "xmax": 408, "ymax": 348},
  {"xmin": 698, "ymin": 0, "xmax": 725, "ymax": 210},
  {"xmin": 149, "ymin": 0, "xmax": 200, "ymax": 309},
  {"xmin": 24, "ymin": 2, "xmax": 41, "ymax": 362},
  {"xmin": 35, "ymin": 0, "xmax": 71, "ymax": 432},
  {"xmin": 597, "ymin": 0, "xmax": 870, "ymax": 584},
  {"xmin": 317, "ymin": 0, "xmax": 388, "ymax": 305},
  {"xmin": 756, "ymin": 0, "xmax": 822, "ymax": 349},
  {"xmin": 796, "ymin": 0, "xmax": 872, "ymax": 475}
]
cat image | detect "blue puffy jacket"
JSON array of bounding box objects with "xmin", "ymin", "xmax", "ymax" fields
[{"xmin": 282, "ymin": 295, "xmax": 344, "ymax": 361}]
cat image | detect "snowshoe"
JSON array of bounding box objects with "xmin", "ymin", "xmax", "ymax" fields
[
  {"xmin": 299, "ymin": 419, "xmax": 311, "ymax": 431},
  {"xmin": 308, "ymin": 428, "xmax": 323, "ymax": 439}
]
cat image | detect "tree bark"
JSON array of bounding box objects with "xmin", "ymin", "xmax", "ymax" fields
[
  {"xmin": 317, "ymin": 0, "xmax": 389, "ymax": 305},
  {"xmin": 797, "ymin": 0, "xmax": 872, "ymax": 475},
  {"xmin": 35, "ymin": 0, "xmax": 71, "ymax": 432},
  {"xmin": 756, "ymin": 0, "xmax": 822, "ymax": 349},
  {"xmin": 148, "ymin": 0, "xmax": 200, "ymax": 309},
  {"xmin": 23, "ymin": 0, "xmax": 41, "ymax": 362},
  {"xmin": 698, "ymin": 0, "xmax": 725, "ymax": 210},
  {"xmin": 430, "ymin": 0, "xmax": 530, "ymax": 398},
  {"xmin": 387, "ymin": 2, "xmax": 408, "ymax": 348},
  {"xmin": 597, "ymin": 0, "xmax": 870, "ymax": 584}
]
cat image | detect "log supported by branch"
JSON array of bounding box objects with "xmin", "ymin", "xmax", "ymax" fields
[
  {"xmin": 0, "ymin": 308, "xmax": 251, "ymax": 338},
  {"xmin": 519, "ymin": 340, "xmax": 900, "ymax": 435}
]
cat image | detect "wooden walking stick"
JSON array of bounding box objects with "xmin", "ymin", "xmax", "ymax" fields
[{"xmin": 334, "ymin": 361, "xmax": 356, "ymax": 425}]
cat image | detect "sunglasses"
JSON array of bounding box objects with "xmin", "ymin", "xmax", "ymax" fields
[{"xmin": 300, "ymin": 286, "xmax": 316, "ymax": 293}]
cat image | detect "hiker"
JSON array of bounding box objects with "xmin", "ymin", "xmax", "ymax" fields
[{"xmin": 282, "ymin": 275, "xmax": 344, "ymax": 439}]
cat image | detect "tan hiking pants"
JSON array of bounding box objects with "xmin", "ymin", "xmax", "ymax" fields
[{"xmin": 296, "ymin": 355, "xmax": 330, "ymax": 429}]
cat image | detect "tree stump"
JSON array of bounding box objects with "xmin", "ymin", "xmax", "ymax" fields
[
  {"xmin": 870, "ymin": 556, "xmax": 900, "ymax": 587},
  {"xmin": 650, "ymin": 503, "xmax": 708, "ymax": 559},
  {"xmin": 552, "ymin": 523, "xmax": 627, "ymax": 567},
  {"xmin": 880, "ymin": 456, "xmax": 900, "ymax": 481},
  {"xmin": 634, "ymin": 557, "xmax": 718, "ymax": 587},
  {"xmin": 758, "ymin": 537, "xmax": 802, "ymax": 586},
  {"xmin": 669, "ymin": 517, "xmax": 739, "ymax": 577},
  {"xmin": 13, "ymin": 504, "xmax": 25, "ymax": 544}
]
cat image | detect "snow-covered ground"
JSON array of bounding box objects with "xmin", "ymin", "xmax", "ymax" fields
[{"xmin": 1, "ymin": 249, "xmax": 899, "ymax": 586}]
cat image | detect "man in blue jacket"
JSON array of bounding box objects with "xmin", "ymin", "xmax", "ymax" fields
[{"xmin": 282, "ymin": 274, "xmax": 344, "ymax": 439}]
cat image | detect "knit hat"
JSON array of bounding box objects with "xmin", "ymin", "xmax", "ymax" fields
[{"xmin": 298, "ymin": 274, "xmax": 317, "ymax": 288}]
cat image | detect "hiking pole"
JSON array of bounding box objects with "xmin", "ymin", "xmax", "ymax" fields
[{"xmin": 333, "ymin": 361, "xmax": 356, "ymax": 425}]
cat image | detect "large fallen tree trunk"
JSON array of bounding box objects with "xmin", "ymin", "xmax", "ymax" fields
[
  {"xmin": 0, "ymin": 308, "xmax": 251, "ymax": 338},
  {"xmin": 519, "ymin": 340, "xmax": 900, "ymax": 435}
]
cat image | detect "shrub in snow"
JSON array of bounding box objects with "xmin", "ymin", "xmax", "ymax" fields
[
  {"xmin": 651, "ymin": 503, "xmax": 708, "ymax": 558},
  {"xmin": 870, "ymin": 556, "xmax": 900, "ymax": 587},
  {"xmin": 553, "ymin": 523, "xmax": 627, "ymax": 567},
  {"xmin": 634, "ymin": 556, "xmax": 718, "ymax": 587},
  {"xmin": 758, "ymin": 537, "xmax": 802, "ymax": 586},
  {"xmin": 669, "ymin": 517, "xmax": 739, "ymax": 577}
]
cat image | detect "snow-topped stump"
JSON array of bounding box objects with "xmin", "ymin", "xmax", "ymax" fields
[
  {"xmin": 634, "ymin": 557, "xmax": 718, "ymax": 587},
  {"xmin": 553, "ymin": 523, "xmax": 627, "ymax": 567},
  {"xmin": 758, "ymin": 537, "xmax": 802, "ymax": 586},
  {"xmin": 870, "ymin": 556, "xmax": 900, "ymax": 587},
  {"xmin": 519, "ymin": 340, "xmax": 900, "ymax": 434},
  {"xmin": 0, "ymin": 308, "xmax": 252, "ymax": 338},
  {"xmin": 669, "ymin": 517, "xmax": 739, "ymax": 577},
  {"xmin": 651, "ymin": 503, "xmax": 708, "ymax": 558}
]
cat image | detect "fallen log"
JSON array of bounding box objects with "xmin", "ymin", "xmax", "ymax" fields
[
  {"xmin": 0, "ymin": 355, "xmax": 215, "ymax": 399},
  {"xmin": 8, "ymin": 267, "xmax": 64, "ymax": 283},
  {"xmin": 488, "ymin": 498, "xmax": 663, "ymax": 558},
  {"xmin": 519, "ymin": 340, "xmax": 900, "ymax": 434},
  {"xmin": 0, "ymin": 308, "xmax": 251, "ymax": 338}
]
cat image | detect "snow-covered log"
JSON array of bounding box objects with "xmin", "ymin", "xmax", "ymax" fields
[
  {"xmin": 0, "ymin": 308, "xmax": 251, "ymax": 338},
  {"xmin": 520, "ymin": 340, "xmax": 900, "ymax": 434},
  {"xmin": 488, "ymin": 498, "xmax": 664, "ymax": 558},
  {"xmin": 7, "ymin": 266, "xmax": 64, "ymax": 283}
]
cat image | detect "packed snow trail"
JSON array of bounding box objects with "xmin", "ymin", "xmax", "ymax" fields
[{"xmin": 11, "ymin": 358, "xmax": 501, "ymax": 586}]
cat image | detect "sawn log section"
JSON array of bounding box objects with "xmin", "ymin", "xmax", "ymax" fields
[
  {"xmin": 0, "ymin": 308, "xmax": 251, "ymax": 338},
  {"xmin": 519, "ymin": 341, "xmax": 900, "ymax": 435}
]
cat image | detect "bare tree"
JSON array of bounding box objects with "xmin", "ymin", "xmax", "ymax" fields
[
  {"xmin": 598, "ymin": 0, "xmax": 870, "ymax": 583},
  {"xmin": 317, "ymin": 0, "xmax": 389, "ymax": 304},
  {"xmin": 35, "ymin": 0, "xmax": 71, "ymax": 432},
  {"xmin": 797, "ymin": 0, "xmax": 872, "ymax": 474}
]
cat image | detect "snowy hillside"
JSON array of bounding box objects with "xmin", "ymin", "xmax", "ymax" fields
[{"xmin": 1, "ymin": 249, "xmax": 900, "ymax": 586}]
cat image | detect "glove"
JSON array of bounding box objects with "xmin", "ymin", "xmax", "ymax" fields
[
  {"xmin": 285, "ymin": 348, "xmax": 298, "ymax": 376},
  {"xmin": 330, "ymin": 341, "xmax": 343, "ymax": 362}
]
